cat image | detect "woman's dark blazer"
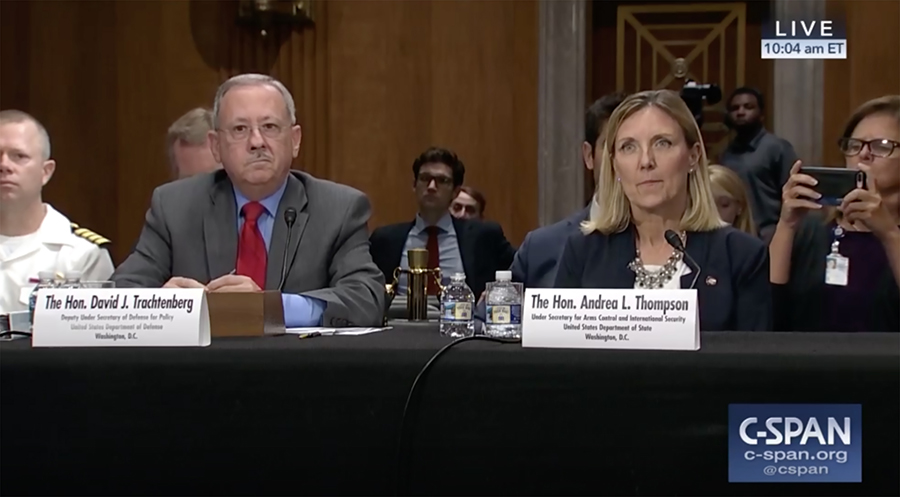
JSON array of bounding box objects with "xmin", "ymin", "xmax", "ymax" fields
[
  {"xmin": 773, "ymin": 215, "xmax": 899, "ymax": 332},
  {"xmin": 553, "ymin": 224, "xmax": 772, "ymax": 331}
]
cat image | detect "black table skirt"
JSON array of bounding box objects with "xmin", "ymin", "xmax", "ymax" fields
[{"xmin": 1, "ymin": 327, "xmax": 898, "ymax": 496}]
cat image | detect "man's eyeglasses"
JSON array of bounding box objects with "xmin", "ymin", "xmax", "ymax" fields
[
  {"xmin": 838, "ymin": 137, "xmax": 899, "ymax": 158},
  {"xmin": 218, "ymin": 122, "xmax": 287, "ymax": 142},
  {"xmin": 417, "ymin": 174, "xmax": 454, "ymax": 187}
]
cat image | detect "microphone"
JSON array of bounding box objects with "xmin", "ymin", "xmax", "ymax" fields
[
  {"xmin": 277, "ymin": 208, "xmax": 297, "ymax": 291},
  {"xmin": 664, "ymin": 229, "xmax": 701, "ymax": 290}
]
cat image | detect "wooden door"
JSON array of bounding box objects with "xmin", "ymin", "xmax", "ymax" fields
[
  {"xmin": 617, "ymin": 2, "xmax": 746, "ymax": 159},
  {"xmin": 588, "ymin": 1, "xmax": 773, "ymax": 202}
]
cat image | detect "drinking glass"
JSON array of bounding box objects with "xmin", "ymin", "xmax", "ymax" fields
[{"xmin": 80, "ymin": 281, "xmax": 116, "ymax": 289}]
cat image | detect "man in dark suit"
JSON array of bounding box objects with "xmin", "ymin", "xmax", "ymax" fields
[
  {"xmin": 114, "ymin": 74, "xmax": 384, "ymax": 327},
  {"xmin": 511, "ymin": 92, "xmax": 627, "ymax": 287},
  {"xmin": 369, "ymin": 147, "xmax": 515, "ymax": 298}
]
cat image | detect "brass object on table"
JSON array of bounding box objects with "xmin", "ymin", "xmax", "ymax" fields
[{"xmin": 383, "ymin": 248, "xmax": 443, "ymax": 323}]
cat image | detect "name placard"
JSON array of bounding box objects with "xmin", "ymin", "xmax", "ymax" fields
[
  {"xmin": 31, "ymin": 289, "xmax": 210, "ymax": 347},
  {"xmin": 521, "ymin": 288, "xmax": 699, "ymax": 351}
]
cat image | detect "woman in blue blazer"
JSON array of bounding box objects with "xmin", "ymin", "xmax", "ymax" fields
[{"xmin": 554, "ymin": 90, "xmax": 772, "ymax": 332}]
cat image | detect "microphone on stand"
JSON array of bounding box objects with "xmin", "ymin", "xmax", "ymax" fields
[
  {"xmin": 277, "ymin": 208, "xmax": 297, "ymax": 291},
  {"xmin": 664, "ymin": 229, "xmax": 701, "ymax": 290}
]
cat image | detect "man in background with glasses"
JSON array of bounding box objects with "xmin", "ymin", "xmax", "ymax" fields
[
  {"xmin": 113, "ymin": 74, "xmax": 385, "ymax": 328},
  {"xmin": 369, "ymin": 147, "xmax": 515, "ymax": 300}
]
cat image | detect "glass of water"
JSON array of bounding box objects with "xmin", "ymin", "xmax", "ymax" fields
[{"xmin": 80, "ymin": 281, "xmax": 116, "ymax": 289}]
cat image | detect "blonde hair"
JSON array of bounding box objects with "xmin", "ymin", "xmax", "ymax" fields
[
  {"xmin": 0, "ymin": 109, "xmax": 51, "ymax": 161},
  {"xmin": 166, "ymin": 107, "xmax": 214, "ymax": 167},
  {"xmin": 582, "ymin": 89, "xmax": 724, "ymax": 235},
  {"xmin": 709, "ymin": 165, "xmax": 757, "ymax": 236}
]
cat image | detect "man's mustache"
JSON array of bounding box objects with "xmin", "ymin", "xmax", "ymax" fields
[{"xmin": 246, "ymin": 152, "xmax": 273, "ymax": 163}]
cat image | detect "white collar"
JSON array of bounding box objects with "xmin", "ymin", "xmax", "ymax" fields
[
  {"xmin": 38, "ymin": 204, "xmax": 77, "ymax": 246},
  {"xmin": 413, "ymin": 212, "xmax": 456, "ymax": 236}
]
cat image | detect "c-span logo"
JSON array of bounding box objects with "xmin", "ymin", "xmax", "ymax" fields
[{"xmin": 728, "ymin": 404, "xmax": 861, "ymax": 482}]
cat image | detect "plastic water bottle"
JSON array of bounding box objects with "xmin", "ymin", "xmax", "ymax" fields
[
  {"xmin": 484, "ymin": 270, "xmax": 522, "ymax": 339},
  {"xmin": 29, "ymin": 271, "xmax": 57, "ymax": 329},
  {"xmin": 60, "ymin": 271, "xmax": 83, "ymax": 289},
  {"xmin": 439, "ymin": 273, "xmax": 475, "ymax": 338}
]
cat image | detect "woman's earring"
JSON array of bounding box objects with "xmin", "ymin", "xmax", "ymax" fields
[{"xmin": 616, "ymin": 177, "xmax": 621, "ymax": 182}]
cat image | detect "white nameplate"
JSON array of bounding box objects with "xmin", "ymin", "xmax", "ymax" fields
[
  {"xmin": 32, "ymin": 288, "xmax": 210, "ymax": 347},
  {"xmin": 521, "ymin": 288, "xmax": 699, "ymax": 351}
]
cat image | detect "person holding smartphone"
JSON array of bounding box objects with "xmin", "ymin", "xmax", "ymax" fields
[{"xmin": 769, "ymin": 95, "xmax": 900, "ymax": 332}]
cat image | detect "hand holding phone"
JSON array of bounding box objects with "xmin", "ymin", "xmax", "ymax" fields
[
  {"xmin": 799, "ymin": 166, "xmax": 867, "ymax": 206},
  {"xmin": 779, "ymin": 160, "xmax": 822, "ymax": 228},
  {"xmin": 839, "ymin": 169, "xmax": 898, "ymax": 238}
]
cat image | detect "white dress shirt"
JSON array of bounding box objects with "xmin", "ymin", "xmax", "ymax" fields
[{"xmin": 0, "ymin": 205, "xmax": 115, "ymax": 313}]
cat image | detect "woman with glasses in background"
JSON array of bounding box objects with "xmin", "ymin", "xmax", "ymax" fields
[{"xmin": 770, "ymin": 95, "xmax": 900, "ymax": 332}]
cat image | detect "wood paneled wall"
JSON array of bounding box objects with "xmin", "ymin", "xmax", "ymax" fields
[
  {"xmin": 823, "ymin": 0, "xmax": 900, "ymax": 166},
  {"xmin": 0, "ymin": 0, "xmax": 538, "ymax": 263},
  {"xmin": 589, "ymin": 0, "xmax": 774, "ymax": 202}
]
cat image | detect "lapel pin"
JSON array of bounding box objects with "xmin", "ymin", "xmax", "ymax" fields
[{"xmin": 706, "ymin": 276, "xmax": 717, "ymax": 286}]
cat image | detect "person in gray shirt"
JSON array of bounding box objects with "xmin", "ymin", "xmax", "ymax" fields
[{"xmin": 719, "ymin": 87, "xmax": 798, "ymax": 241}]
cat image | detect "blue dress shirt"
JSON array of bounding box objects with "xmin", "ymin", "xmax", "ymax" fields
[
  {"xmin": 233, "ymin": 182, "xmax": 326, "ymax": 327},
  {"xmin": 398, "ymin": 212, "xmax": 465, "ymax": 295}
]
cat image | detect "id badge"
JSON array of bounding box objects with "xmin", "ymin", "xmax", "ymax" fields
[{"xmin": 825, "ymin": 254, "xmax": 850, "ymax": 286}]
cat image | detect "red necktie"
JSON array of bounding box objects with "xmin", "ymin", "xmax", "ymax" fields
[
  {"xmin": 236, "ymin": 201, "xmax": 267, "ymax": 289},
  {"xmin": 425, "ymin": 226, "xmax": 440, "ymax": 295}
]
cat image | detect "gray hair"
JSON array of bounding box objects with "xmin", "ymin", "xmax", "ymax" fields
[
  {"xmin": 0, "ymin": 109, "xmax": 52, "ymax": 161},
  {"xmin": 212, "ymin": 74, "xmax": 297, "ymax": 128},
  {"xmin": 167, "ymin": 107, "xmax": 214, "ymax": 168}
]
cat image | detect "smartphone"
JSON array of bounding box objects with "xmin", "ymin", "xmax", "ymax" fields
[{"xmin": 799, "ymin": 167, "xmax": 866, "ymax": 206}]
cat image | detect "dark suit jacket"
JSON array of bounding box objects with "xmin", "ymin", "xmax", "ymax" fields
[
  {"xmin": 369, "ymin": 217, "xmax": 516, "ymax": 298},
  {"xmin": 773, "ymin": 215, "xmax": 899, "ymax": 332},
  {"xmin": 554, "ymin": 225, "xmax": 772, "ymax": 331},
  {"xmin": 510, "ymin": 206, "xmax": 590, "ymax": 288},
  {"xmin": 113, "ymin": 170, "xmax": 385, "ymax": 327}
]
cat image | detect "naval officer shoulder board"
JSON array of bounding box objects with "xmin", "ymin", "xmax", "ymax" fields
[{"xmin": 70, "ymin": 223, "xmax": 111, "ymax": 247}]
